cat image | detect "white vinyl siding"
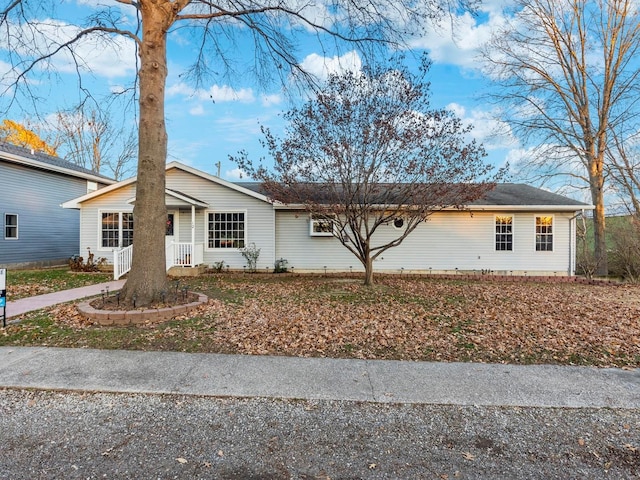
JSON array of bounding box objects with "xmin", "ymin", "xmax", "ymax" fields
[
  {"xmin": 276, "ymin": 210, "xmax": 576, "ymax": 275},
  {"xmin": 168, "ymin": 169, "xmax": 275, "ymax": 270},
  {"xmin": 79, "ymin": 184, "xmax": 136, "ymax": 262}
]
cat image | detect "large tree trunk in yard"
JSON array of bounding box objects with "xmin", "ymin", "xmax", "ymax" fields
[
  {"xmin": 589, "ymin": 152, "xmax": 608, "ymax": 277},
  {"xmin": 121, "ymin": 3, "xmax": 176, "ymax": 305},
  {"xmin": 591, "ymin": 176, "xmax": 608, "ymax": 277}
]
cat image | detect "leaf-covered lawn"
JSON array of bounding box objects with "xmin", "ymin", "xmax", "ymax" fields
[
  {"xmin": 6, "ymin": 268, "xmax": 111, "ymax": 300},
  {"xmin": 2, "ymin": 275, "xmax": 639, "ymax": 367}
]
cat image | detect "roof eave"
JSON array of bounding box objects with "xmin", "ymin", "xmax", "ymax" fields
[{"xmin": 2, "ymin": 150, "xmax": 116, "ymax": 184}]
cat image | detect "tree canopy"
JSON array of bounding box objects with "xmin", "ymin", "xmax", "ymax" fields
[
  {"xmin": 0, "ymin": 119, "xmax": 57, "ymax": 156},
  {"xmin": 235, "ymin": 58, "xmax": 503, "ymax": 285}
]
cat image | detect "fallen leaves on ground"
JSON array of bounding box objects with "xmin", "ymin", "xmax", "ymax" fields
[{"xmin": 10, "ymin": 276, "xmax": 640, "ymax": 367}]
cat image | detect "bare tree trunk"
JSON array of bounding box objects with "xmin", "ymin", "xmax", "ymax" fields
[
  {"xmin": 122, "ymin": 3, "xmax": 173, "ymax": 304},
  {"xmin": 590, "ymin": 170, "xmax": 608, "ymax": 276},
  {"xmin": 363, "ymin": 244, "xmax": 374, "ymax": 286}
]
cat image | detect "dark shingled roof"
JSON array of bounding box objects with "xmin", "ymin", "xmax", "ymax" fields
[
  {"xmin": 470, "ymin": 183, "xmax": 588, "ymax": 206},
  {"xmin": 235, "ymin": 182, "xmax": 590, "ymax": 208},
  {"xmin": 0, "ymin": 141, "xmax": 115, "ymax": 181}
]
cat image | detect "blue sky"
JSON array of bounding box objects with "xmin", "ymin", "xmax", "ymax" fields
[{"xmin": 0, "ymin": 0, "xmax": 523, "ymax": 183}]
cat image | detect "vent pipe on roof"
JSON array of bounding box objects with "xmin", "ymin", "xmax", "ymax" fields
[{"xmin": 30, "ymin": 148, "xmax": 35, "ymax": 155}]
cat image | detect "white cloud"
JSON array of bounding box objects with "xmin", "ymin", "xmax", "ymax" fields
[
  {"xmin": 298, "ymin": 50, "xmax": 362, "ymax": 82},
  {"xmin": 189, "ymin": 104, "xmax": 205, "ymax": 116},
  {"xmin": 225, "ymin": 167, "xmax": 247, "ymax": 180},
  {"xmin": 446, "ymin": 102, "xmax": 517, "ymax": 151},
  {"xmin": 261, "ymin": 94, "xmax": 282, "ymax": 107},
  {"xmin": 407, "ymin": 3, "xmax": 511, "ymax": 70},
  {"xmin": 167, "ymin": 81, "xmax": 255, "ymax": 103}
]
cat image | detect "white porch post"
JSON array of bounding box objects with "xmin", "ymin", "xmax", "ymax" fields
[{"xmin": 191, "ymin": 205, "xmax": 196, "ymax": 266}]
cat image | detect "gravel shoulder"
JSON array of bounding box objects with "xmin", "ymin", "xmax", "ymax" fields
[{"xmin": 1, "ymin": 389, "xmax": 638, "ymax": 479}]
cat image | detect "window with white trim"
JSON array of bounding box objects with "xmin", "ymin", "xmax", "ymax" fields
[
  {"xmin": 310, "ymin": 214, "xmax": 335, "ymax": 236},
  {"xmin": 495, "ymin": 215, "xmax": 513, "ymax": 251},
  {"xmin": 208, "ymin": 212, "xmax": 245, "ymax": 248},
  {"xmin": 101, "ymin": 212, "xmax": 133, "ymax": 248},
  {"xmin": 535, "ymin": 216, "xmax": 553, "ymax": 251},
  {"xmin": 4, "ymin": 214, "xmax": 18, "ymax": 239}
]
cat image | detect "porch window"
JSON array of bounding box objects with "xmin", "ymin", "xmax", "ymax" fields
[
  {"xmin": 208, "ymin": 212, "xmax": 245, "ymax": 248},
  {"xmin": 101, "ymin": 212, "xmax": 133, "ymax": 248},
  {"xmin": 4, "ymin": 214, "xmax": 18, "ymax": 239},
  {"xmin": 535, "ymin": 216, "xmax": 553, "ymax": 251},
  {"xmin": 495, "ymin": 215, "xmax": 513, "ymax": 251}
]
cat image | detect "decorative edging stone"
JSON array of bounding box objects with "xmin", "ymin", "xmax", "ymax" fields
[{"xmin": 77, "ymin": 293, "xmax": 208, "ymax": 326}]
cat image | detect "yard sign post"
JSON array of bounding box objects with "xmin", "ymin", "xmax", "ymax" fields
[{"xmin": 0, "ymin": 269, "xmax": 6, "ymax": 327}]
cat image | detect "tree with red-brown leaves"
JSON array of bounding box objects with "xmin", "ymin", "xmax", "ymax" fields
[{"xmin": 234, "ymin": 57, "xmax": 505, "ymax": 285}]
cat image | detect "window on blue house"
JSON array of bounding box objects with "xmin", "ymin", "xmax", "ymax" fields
[{"xmin": 4, "ymin": 214, "xmax": 18, "ymax": 239}]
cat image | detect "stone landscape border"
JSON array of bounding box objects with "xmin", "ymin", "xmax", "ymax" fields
[{"xmin": 77, "ymin": 293, "xmax": 208, "ymax": 326}]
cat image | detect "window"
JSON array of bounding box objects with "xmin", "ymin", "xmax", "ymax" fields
[
  {"xmin": 208, "ymin": 212, "xmax": 245, "ymax": 248},
  {"xmin": 4, "ymin": 214, "xmax": 17, "ymax": 239},
  {"xmin": 166, "ymin": 213, "xmax": 174, "ymax": 236},
  {"xmin": 535, "ymin": 216, "xmax": 553, "ymax": 251},
  {"xmin": 101, "ymin": 212, "xmax": 133, "ymax": 248},
  {"xmin": 495, "ymin": 215, "xmax": 513, "ymax": 251},
  {"xmin": 310, "ymin": 215, "xmax": 335, "ymax": 236}
]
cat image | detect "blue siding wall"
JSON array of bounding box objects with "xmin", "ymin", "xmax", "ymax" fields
[{"xmin": 0, "ymin": 161, "xmax": 87, "ymax": 268}]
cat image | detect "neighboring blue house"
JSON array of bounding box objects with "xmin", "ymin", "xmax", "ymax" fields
[{"xmin": 0, "ymin": 142, "xmax": 115, "ymax": 269}]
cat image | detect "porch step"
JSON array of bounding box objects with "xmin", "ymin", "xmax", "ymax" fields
[{"xmin": 167, "ymin": 265, "xmax": 208, "ymax": 277}]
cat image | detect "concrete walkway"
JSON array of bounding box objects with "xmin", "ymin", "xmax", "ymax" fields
[
  {"xmin": 0, "ymin": 281, "xmax": 638, "ymax": 408},
  {"xmin": 4, "ymin": 280, "xmax": 126, "ymax": 319}
]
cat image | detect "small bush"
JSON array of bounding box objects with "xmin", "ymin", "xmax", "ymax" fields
[
  {"xmin": 239, "ymin": 243, "xmax": 261, "ymax": 273},
  {"xmin": 212, "ymin": 260, "xmax": 226, "ymax": 273},
  {"xmin": 274, "ymin": 258, "xmax": 288, "ymax": 273},
  {"xmin": 69, "ymin": 248, "xmax": 107, "ymax": 272}
]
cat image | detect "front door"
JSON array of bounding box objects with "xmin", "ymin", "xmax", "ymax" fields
[
  {"xmin": 165, "ymin": 212, "xmax": 179, "ymax": 268},
  {"xmin": 165, "ymin": 212, "xmax": 177, "ymax": 248}
]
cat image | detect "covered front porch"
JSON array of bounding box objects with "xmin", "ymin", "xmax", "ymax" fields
[{"xmin": 113, "ymin": 189, "xmax": 209, "ymax": 280}]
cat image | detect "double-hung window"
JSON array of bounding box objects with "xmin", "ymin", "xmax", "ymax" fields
[
  {"xmin": 495, "ymin": 215, "xmax": 513, "ymax": 251},
  {"xmin": 4, "ymin": 214, "xmax": 18, "ymax": 239},
  {"xmin": 208, "ymin": 212, "xmax": 245, "ymax": 248},
  {"xmin": 101, "ymin": 212, "xmax": 133, "ymax": 248},
  {"xmin": 535, "ymin": 216, "xmax": 553, "ymax": 251}
]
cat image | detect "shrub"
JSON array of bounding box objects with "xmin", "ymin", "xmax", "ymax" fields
[
  {"xmin": 69, "ymin": 248, "xmax": 107, "ymax": 272},
  {"xmin": 239, "ymin": 243, "xmax": 261, "ymax": 273},
  {"xmin": 274, "ymin": 258, "xmax": 288, "ymax": 273}
]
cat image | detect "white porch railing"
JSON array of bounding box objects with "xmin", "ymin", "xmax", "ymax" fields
[
  {"xmin": 166, "ymin": 242, "xmax": 204, "ymax": 269},
  {"xmin": 114, "ymin": 242, "xmax": 204, "ymax": 280},
  {"xmin": 113, "ymin": 244, "xmax": 133, "ymax": 280}
]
